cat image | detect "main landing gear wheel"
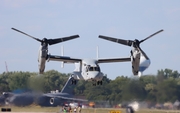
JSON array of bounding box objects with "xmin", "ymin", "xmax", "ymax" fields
[
  {"xmin": 126, "ymin": 106, "xmax": 134, "ymax": 113},
  {"xmin": 97, "ymin": 81, "xmax": 102, "ymax": 85},
  {"xmin": 92, "ymin": 81, "xmax": 102, "ymax": 86}
]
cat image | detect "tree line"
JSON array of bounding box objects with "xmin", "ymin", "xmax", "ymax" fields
[{"xmin": 0, "ymin": 69, "xmax": 180, "ymax": 104}]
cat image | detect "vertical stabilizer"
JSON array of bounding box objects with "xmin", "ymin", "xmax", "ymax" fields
[
  {"xmin": 74, "ymin": 63, "xmax": 80, "ymax": 71},
  {"xmin": 61, "ymin": 46, "xmax": 64, "ymax": 68},
  {"xmin": 60, "ymin": 77, "xmax": 76, "ymax": 95},
  {"xmin": 96, "ymin": 46, "xmax": 99, "ymax": 59}
]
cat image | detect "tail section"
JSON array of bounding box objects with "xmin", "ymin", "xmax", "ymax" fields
[
  {"xmin": 60, "ymin": 77, "xmax": 76, "ymax": 95},
  {"xmin": 61, "ymin": 46, "xmax": 64, "ymax": 68},
  {"xmin": 96, "ymin": 46, "xmax": 99, "ymax": 59}
]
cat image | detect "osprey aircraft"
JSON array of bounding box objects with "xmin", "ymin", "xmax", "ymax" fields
[
  {"xmin": 99, "ymin": 29, "xmax": 164, "ymax": 77},
  {"xmin": 12, "ymin": 28, "xmax": 131, "ymax": 86},
  {"xmin": 12, "ymin": 28, "xmax": 163, "ymax": 85}
]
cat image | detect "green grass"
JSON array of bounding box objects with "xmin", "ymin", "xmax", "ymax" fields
[
  {"xmin": 1, "ymin": 106, "xmax": 180, "ymax": 113},
  {"xmin": 82, "ymin": 108, "xmax": 180, "ymax": 113},
  {"xmin": 1, "ymin": 106, "xmax": 60, "ymax": 112}
]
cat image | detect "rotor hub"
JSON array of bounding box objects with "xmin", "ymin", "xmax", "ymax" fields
[{"xmin": 133, "ymin": 39, "xmax": 140, "ymax": 48}]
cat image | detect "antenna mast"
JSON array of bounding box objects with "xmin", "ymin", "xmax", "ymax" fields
[{"xmin": 5, "ymin": 61, "xmax": 8, "ymax": 73}]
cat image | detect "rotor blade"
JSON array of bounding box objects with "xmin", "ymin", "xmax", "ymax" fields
[
  {"xmin": 99, "ymin": 35, "xmax": 133, "ymax": 46},
  {"xmin": 140, "ymin": 29, "xmax": 164, "ymax": 43},
  {"xmin": 48, "ymin": 35, "xmax": 79, "ymax": 45},
  {"xmin": 11, "ymin": 28, "xmax": 42, "ymax": 42},
  {"xmin": 137, "ymin": 46, "xmax": 149, "ymax": 60}
]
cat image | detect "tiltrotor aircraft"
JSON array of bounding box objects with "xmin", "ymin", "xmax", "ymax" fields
[
  {"xmin": 12, "ymin": 28, "xmax": 131, "ymax": 86},
  {"xmin": 12, "ymin": 28, "xmax": 163, "ymax": 85},
  {"xmin": 99, "ymin": 29, "xmax": 164, "ymax": 77},
  {"xmin": 11, "ymin": 28, "xmax": 79, "ymax": 74}
]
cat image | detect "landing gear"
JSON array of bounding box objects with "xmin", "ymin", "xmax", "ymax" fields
[
  {"xmin": 92, "ymin": 83, "xmax": 96, "ymax": 86},
  {"xmin": 92, "ymin": 81, "xmax": 102, "ymax": 86},
  {"xmin": 97, "ymin": 81, "xmax": 102, "ymax": 85},
  {"xmin": 126, "ymin": 106, "xmax": 134, "ymax": 113}
]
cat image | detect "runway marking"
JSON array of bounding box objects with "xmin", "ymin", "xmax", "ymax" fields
[{"xmin": 109, "ymin": 110, "xmax": 122, "ymax": 113}]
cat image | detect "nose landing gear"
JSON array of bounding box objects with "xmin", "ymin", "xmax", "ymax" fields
[
  {"xmin": 97, "ymin": 81, "xmax": 102, "ymax": 85},
  {"xmin": 92, "ymin": 80, "xmax": 102, "ymax": 86}
]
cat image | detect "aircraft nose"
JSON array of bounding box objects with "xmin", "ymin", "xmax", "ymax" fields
[{"xmin": 89, "ymin": 71, "xmax": 100, "ymax": 79}]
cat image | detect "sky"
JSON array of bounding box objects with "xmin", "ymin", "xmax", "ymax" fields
[{"xmin": 0, "ymin": 0, "xmax": 180, "ymax": 80}]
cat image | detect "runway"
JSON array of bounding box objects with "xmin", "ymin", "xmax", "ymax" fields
[{"xmin": 0, "ymin": 112, "xmax": 56, "ymax": 113}]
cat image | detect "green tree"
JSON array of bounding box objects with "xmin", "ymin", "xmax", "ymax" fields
[
  {"xmin": 7, "ymin": 71, "xmax": 31, "ymax": 91},
  {"xmin": 41, "ymin": 70, "xmax": 69, "ymax": 92},
  {"xmin": 108, "ymin": 76, "xmax": 129, "ymax": 103},
  {"xmin": 157, "ymin": 69, "xmax": 165, "ymax": 82},
  {"xmin": 155, "ymin": 78, "xmax": 178, "ymax": 103},
  {"xmin": 121, "ymin": 79, "xmax": 146, "ymax": 101},
  {"xmin": 0, "ymin": 72, "xmax": 10, "ymax": 93}
]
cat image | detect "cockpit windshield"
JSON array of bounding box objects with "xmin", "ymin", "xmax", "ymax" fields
[{"xmin": 87, "ymin": 65, "xmax": 100, "ymax": 71}]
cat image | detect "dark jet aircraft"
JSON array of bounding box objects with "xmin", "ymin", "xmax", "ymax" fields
[
  {"xmin": 36, "ymin": 77, "xmax": 87, "ymax": 106},
  {"xmin": 1, "ymin": 77, "xmax": 86, "ymax": 107}
]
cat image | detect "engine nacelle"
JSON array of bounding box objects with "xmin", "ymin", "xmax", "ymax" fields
[
  {"xmin": 131, "ymin": 49, "xmax": 140, "ymax": 76},
  {"xmin": 38, "ymin": 45, "xmax": 48, "ymax": 74},
  {"xmin": 49, "ymin": 98, "xmax": 62, "ymax": 106},
  {"xmin": 5, "ymin": 94, "xmax": 34, "ymax": 106},
  {"xmin": 131, "ymin": 49, "xmax": 151, "ymax": 77}
]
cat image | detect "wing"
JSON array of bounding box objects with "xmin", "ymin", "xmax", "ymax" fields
[
  {"xmin": 43, "ymin": 93, "xmax": 87, "ymax": 102},
  {"xmin": 98, "ymin": 57, "xmax": 131, "ymax": 63},
  {"xmin": 58, "ymin": 96, "xmax": 88, "ymax": 102},
  {"xmin": 48, "ymin": 55, "xmax": 82, "ymax": 63}
]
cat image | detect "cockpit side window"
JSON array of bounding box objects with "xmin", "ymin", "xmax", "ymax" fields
[
  {"xmin": 89, "ymin": 67, "xmax": 93, "ymax": 71},
  {"xmin": 94, "ymin": 67, "xmax": 100, "ymax": 71}
]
